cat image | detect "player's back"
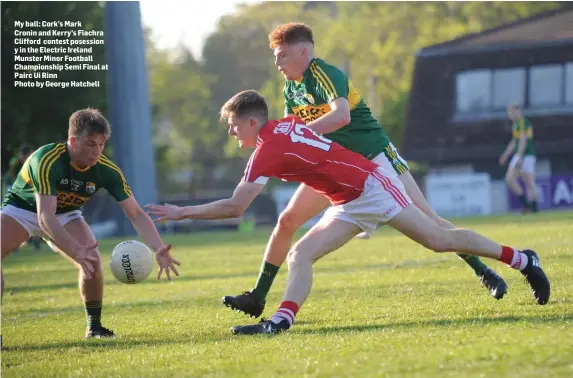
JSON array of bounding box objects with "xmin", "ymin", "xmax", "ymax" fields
[{"xmin": 247, "ymin": 117, "xmax": 379, "ymax": 205}]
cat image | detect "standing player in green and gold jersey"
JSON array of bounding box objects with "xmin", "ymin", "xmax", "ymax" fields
[
  {"xmin": 499, "ymin": 104, "xmax": 538, "ymax": 213},
  {"xmin": 223, "ymin": 23, "xmax": 508, "ymax": 318},
  {"xmin": 1, "ymin": 108, "xmax": 181, "ymax": 339}
]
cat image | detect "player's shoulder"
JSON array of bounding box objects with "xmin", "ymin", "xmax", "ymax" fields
[
  {"xmin": 259, "ymin": 117, "xmax": 298, "ymax": 142},
  {"xmin": 311, "ymin": 58, "xmax": 346, "ymax": 79},
  {"xmin": 96, "ymin": 154, "xmax": 124, "ymax": 175},
  {"xmin": 29, "ymin": 142, "xmax": 67, "ymax": 167},
  {"xmin": 34, "ymin": 142, "xmax": 66, "ymax": 156}
]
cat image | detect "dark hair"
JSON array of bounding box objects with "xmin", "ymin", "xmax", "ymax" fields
[
  {"xmin": 269, "ymin": 22, "xmax": 314, "ymax": 48},
  {"xmin": 219, "ymin": 90, "xmax": 269, "ymax": 124},
  {"xmin": 68, "ymin": 108, "xmax": 111, "ymax": 138}
]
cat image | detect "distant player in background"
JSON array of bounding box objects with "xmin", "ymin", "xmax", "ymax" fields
[
  {"xmin": 3, "ymin": 143, "xmax": 41, "ymax": 251},
  {"xmin": 222, "ymin": 22, "xmax": 507, "ymax": 318},
  {"xmin": 4, "ymin": 143, "xmax": 34, "ymax": 193},
  {"xmin": 499, "ymin": 104, "xmax": 538, "ymax": 213},
  {"xmin": 1, "ymin": 108, "xmax": 180, "ymax": 339}
]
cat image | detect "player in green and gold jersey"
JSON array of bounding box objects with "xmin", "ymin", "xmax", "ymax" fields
[
  {"xmin": 1, "ymin": 108, "xmax": 180, "ymax": 339},
  {"xmin": 223, "ymin": 23, "xmax": 508, "ymax": 318},
  {"xmin": 499, "ymin": 104, "xmax": 538, "ymax": 213}
]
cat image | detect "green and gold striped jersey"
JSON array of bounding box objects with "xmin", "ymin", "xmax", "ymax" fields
[
  {"xmin": 512, "ymin": 117, "xmax": 535, "ymax": 156},
  {"xmin": 2, "ymin": 142, "xmax": 132, "ymax": 214},
  {"xmin": 283, "ymin": 58, "xmax": 391, "ymax": 160}
]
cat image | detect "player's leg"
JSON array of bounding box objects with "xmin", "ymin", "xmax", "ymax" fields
[
  {"xmin": 50, "ymin": 216, "xmax": 114, "ymax": 338},
  {"xmin": 1, "ymin": 213, "xmax": 31, "ymax": 297},
  {"xmin": 231, "ymin": 217, "xmax": 360, "ymax": 335},
  {"xmin": 371, "ymin": 148, "xmax": 507, "ymax": 299},
  {"xmin": 521, "ymin": 156, "xmax": 538, "ymax": 212},
  {"xmin": 223, "ymin": 183, "xmax": 330, "ymax": 317},
  {"xmin": 397, "ymin": 170, "xmax": 507, "ymax": 299},
  {"xmin": 522, "ymin": 172, "xmax": 538, "ymax": 212},
  {"xmin": 506, "ymin": 156, "xmax": 529, "ymax": 211},
  {"xmin": 388, "ymin": 204, "xmax": 550, "ymax": 305}
]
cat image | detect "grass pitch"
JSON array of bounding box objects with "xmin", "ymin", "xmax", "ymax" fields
[{"xmin": 2, "ymin": 211, "xmax": 572, "ymax": 377}]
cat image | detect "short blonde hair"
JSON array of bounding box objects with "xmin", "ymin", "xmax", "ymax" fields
[{"xmin": 68, "ymin": 108, "xmax": 111, "ymax": 138}]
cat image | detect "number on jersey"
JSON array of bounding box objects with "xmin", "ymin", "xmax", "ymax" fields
[{"xmin": 290, "ymin": 123, "xmax": 333, "ymax": 151}]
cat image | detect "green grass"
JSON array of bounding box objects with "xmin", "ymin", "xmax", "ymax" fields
[{"xmin": 2, "ymin": 211, "xmax": 573, "ymax": 377}]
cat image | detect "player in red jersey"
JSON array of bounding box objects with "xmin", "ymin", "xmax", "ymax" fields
[{"xmin": 146, "ymin": 90, "xmax": 550, "ymax": 335}]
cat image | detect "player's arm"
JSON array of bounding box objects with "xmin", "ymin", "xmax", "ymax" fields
[
  {"xmin": 499, "ymin": 133, "xmax": 515, "ymax": 165},
  {"xmin": 120, "ymin": 196, "xmax": 170, "ymax": 253},
  {"xmin": 305, "ymin": 64, "xmax": 351, "ymax": 134},
  {"xmin": 31, "ymin": 149, "xmax": 83, "ymax": 255},
  {"xmin": 500, "ymin": 139, "xmax": 515, "ymax": 157},
  {"xmin": 102, "ymin": 159, "xmax": 179, "ymax": 280},
  {"xmin": 36, "ymin": 194, "xmax": 81, "ymax": 254},
  {"xmin": 146, "ymin": 180, "xmax": 264, "ymax": 221},
  {"xmin": 100, "ymin": 159, "xmax": 163, "ymax": 248},
  {"xmin": 120, "ymin": 196, "xmax": 180, "ymax": 280},
  {"xmin": 36, "ymin": 194, "xmax": 99, "ymax": 278},
  {"xmin": 306, "ymin": 97, "xmax": 351, "ymax": 135}
]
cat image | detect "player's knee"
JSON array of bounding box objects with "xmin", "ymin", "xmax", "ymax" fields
[
  {"xmin": 524, "ymin": 175, "xmax": 535, "ymax": 188},
  {"xmin": 277, "ymin": 210, "xmax": 304, "ymax": 234},
  {"xmin": 422, "ymin": 231, "xmax": 452, "ymax": 253},
  {"xmin": 505, "ymin": 171, "xmax": 516, "ymax": 184},
  {"xmin": 79, "ymin": 265, "xmax": 103, "ymax": 280}
]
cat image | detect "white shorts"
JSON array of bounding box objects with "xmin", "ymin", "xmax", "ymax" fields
[
  {"xmin": 509, "ymin": 155, "xmax": 536, "ymax": 174},
  {"xmin": 324, "ymin": 167, "xmax": 412, "ymax": 237},
  {"xmin": 1, "ymin": 204, "xmax": 83, "ymax": 239}
]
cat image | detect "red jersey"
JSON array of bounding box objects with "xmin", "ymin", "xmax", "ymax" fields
[{"xmin": 243, "ymin": 116, "xmax": 379, "ymax": 205}]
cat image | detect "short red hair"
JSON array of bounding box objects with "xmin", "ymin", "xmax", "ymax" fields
[{"xmin": 268, "ymin": 22, "xmax": 314, "ymax": 49}]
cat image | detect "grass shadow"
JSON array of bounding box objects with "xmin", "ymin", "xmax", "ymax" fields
[
  {"xmin": 1, "ymin": 332, "xmax": 232, "ymax": 354},
  {"xmin": 295, "ymin": 313, "xmax": 573, "ymax": 335}
]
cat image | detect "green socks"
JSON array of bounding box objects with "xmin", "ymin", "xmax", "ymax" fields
[
  {"xmin": 85, "ymin": 300, "xmax": 102, "ymax": 328},
  {"xmin": 457, "ymin": 254, "xmax": 488, "ymax": 276},
  {"xmin": 251, "ymin": 261, "xmax": 280, "ymax": 303}
]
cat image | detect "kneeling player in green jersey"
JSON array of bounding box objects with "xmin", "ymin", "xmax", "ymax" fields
[
  {"xmin": 1, "ymin": 108, "xmax": 180, "ymax": 339},
  {"xmin": 223, "ymin": 23, "xmax": 507, "ymax": 318},
  {"xmin": 499, "ymin": 104, "xmax": 538, "ymax": 213}
]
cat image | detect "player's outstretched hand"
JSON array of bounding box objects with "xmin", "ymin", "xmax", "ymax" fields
[
  {"xmin": 155, "ymin": 244, "xmax": 181, "ymax": 281},
  {"xmin": 145, "ymin": 203, "xmax": 184, "ymax": 222}
]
